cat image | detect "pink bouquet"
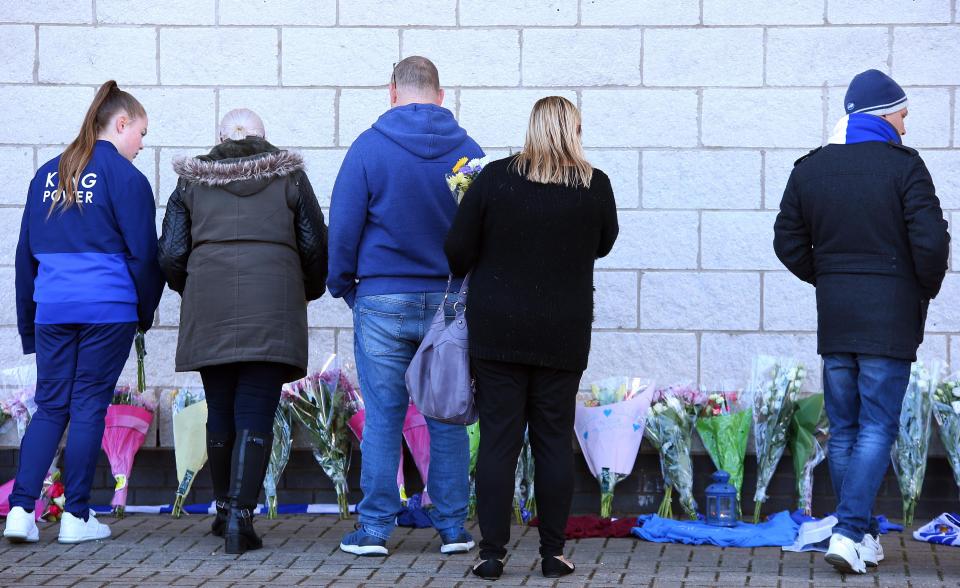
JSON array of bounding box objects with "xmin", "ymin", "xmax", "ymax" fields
[{"xmin": 102, "ymin": 387, "xmax": 157, "ymax": 517}]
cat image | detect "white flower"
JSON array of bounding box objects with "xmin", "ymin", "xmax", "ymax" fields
[
  {"xmin": 666, "ymin": 396, "xmax": 684, "ymax": 414},
  {"xmin": 952, "ymin": 400, "xmax": 960, "ymax": 415}
]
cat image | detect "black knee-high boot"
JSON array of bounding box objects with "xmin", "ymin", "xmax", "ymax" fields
[
  {"xmin": 224, "ymin": 430, "xmax": 272, "ymax": 555},
  {"xmin": 207, "ymin": 431, "xmax": 234, "ymax": 537}
]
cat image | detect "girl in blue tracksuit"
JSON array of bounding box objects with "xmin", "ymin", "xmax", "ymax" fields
[{"xmin": 3, "ymin": 80, "xmax": 164, "ymax": 545}]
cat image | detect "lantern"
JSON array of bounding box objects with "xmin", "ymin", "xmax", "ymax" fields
[{"xmin": 705, "ymin": 470, "xmax": 738, "ymax": 527}]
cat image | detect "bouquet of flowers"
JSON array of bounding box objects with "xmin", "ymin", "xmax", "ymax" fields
[
  {"xmin": 101, "ymin": 386, "xmax": 157, "ymax": 517},
  {"xmin": 751, "ymin": 356, "xmax": 805, "ymax": 523},
  {"xmin": 40, "ymin": 467, "xmax": 65, "ymax": 522},
  {"xmin": 934, "ymin": 373, "xmax": 960, "ymax": 496},
  {"xmin": 892, "ymin": 361, "xmax": 939, "ymax": 526},
  {"xmin": 0, "ymin": 364, "xmax": 38, "ymax": 440},
  {"xmin": 446, "ymin": 156, "xmax": 489, "ymax": 204},
  {"xmin": 171, "ymin": 387, "xmax": 208, "ymax": 518},
  {"xmin": 401, "ymin": 403, "xmax": 432, "ymax": 505},
  {"xmin": 645, "ymin": 386, "xmax": 702, "ymax": 519},
  {"xmin": 286, "ymin": 355, "xmax": 362, "ymax": 519},
  {"xmin": 263, "ymin": 400, "xmax": 293, "ymax": 519},
  {"xmin": 695, "ymin": 389, "xmax": 751, "ymax": 508},
  {"xmin": 574, "ymin": 377, "xmax": 655, "ymax": 517},
  {"xmin": 467, "ymin": 421, "xmax": 480, "ymax": 519},
  {"xmin": 789, "ymin": 392, "xmax": 826, "ymax": 516},
  {"xmin": 514, "ymin": 427, "xmax": 536, "ymax": 525}
]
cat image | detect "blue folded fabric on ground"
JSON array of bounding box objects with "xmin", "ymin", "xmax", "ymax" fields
[
  {"xmin": 788, "ymin": 510, "xmax": 903, "ymax": 534},
  {"xmin": 914, "ymin": 513, "xmax": 960, "ymax": 546},
  {"xmin": 397, "ymin": 493, "xmax": 433, "ymax": 529},
  {"xmin": 632, "ymin": 510, "xmax": 799, "ymax": 547}
]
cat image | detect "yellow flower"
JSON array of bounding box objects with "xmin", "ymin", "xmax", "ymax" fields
[{"xmin": 452, "ymin": 156, "xmax": 469, "ymax": 173}]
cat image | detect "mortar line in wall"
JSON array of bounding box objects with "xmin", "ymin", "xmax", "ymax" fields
[
  {"xmin": 518, "ymin": 28, "xmax": 524, "ymax": 86},
  {"xmin": 577, "ymin": 0, "xmax": 582, "ymax": 26},
  {"xmin": 20, "ymin": 23, "xmax": 960, "ymax": 31},
  {"xmin": 277, "ymin": 27, "xmax": 283, "ymax": 86},
  {"xmin": 822, "ymin": 0, "xmax": 828, "ymax": 24},
  {"xmin": 335, "ymin": 0, "xmax": 340, "ymax": 26},
  {"xmin": 333, "ymin": 88, "xmax": 341, "ymax": 146},
  {"xmin": 215, "ymin": 0, "xmax": 220, "ymax": 26},
  {"xmin": 92, "ymin": 0, "xmax": 97, "ymax": 23},
  {"xmin": 758, "ymin": 271, "xmax": 765, "ymax": 331},
  {"xmin": 887, "ymin": 26, "xmax": 894, "ymax": 72},
  {"xmin": 699, "ymin": 0, "xmax": 704, "ymax": 25},
  {"xmin": 760, "ymin": 150, "xmax": 766, "ymax": 208},
  {"xmin": 154, "ymin": 26, "xmax": 161, "ymax": 84},
  {"xmin": 32, "ymin": 25, "xmax": 39, "ymax": 83},
  {"xmin": 761, "ymin": 28, "xmax": 768, "ymax": 86},
  {"xmin": 455, "ymin": 0, "xmax": 461, "ymax": 27}
]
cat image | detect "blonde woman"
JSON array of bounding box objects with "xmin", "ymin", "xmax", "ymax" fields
[{"xmin": 444, "ymin": 96, "xmax": 618, "ymax": 580}]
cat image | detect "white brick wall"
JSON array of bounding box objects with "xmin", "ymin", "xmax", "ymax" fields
[{"xmin": 2, "ymin": 2, "xmax": 958, "ymax": 393}]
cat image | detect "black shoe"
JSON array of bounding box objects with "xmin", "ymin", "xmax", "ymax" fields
[
  {"xmin": 471, "ymin": 559, "xmax": 504, "ymax": 580},
  {"xmin": 207, "ymin": 431, "xmax": 234, "ymax": 537},
  {"xmin": 211, "ymin": 500, "xmax": 229, "ymax": 537},
  {"xmin": 542, "ymin": 556, "xmax": 575, "ymax": 578},
  {"xmin": 223, "ymin": 430, "xmax": 271, "ymax": 555}
]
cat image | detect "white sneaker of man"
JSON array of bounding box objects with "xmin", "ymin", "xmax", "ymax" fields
[
  {"xmin": 3, "ymin": 506, "xmax": 39, "ymax": 543},
  {"xmin": 825, "ymin": 533, "xmax": 867, "ymax": 574},
  {"xmin": 860, "ymin": 533, "xmax": 884, "ymax": 567},
  {"xmin": 58, "ymin": 510, "xmax": 111, "ymax": 544}
]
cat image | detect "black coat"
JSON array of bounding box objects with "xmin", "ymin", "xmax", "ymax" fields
[
  {"xmin": 158, "ymin": 138, "xmax": 328, "ymax": 380},
  {"xmin": 444, "ymin": 156, "xmax": 619, "ymax": 372},
  {"xmin": 773, "ymin": 141, "xmax": 950, "ymax": 361}
]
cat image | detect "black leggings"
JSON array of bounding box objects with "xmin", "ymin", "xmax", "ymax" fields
[
  {"xmin": 472, "ymin": 358, "xmax": 581, "ymax": 560},
  {"xmin": 199, "ymin": 362, "xmax": 290, "ymax": 435}
]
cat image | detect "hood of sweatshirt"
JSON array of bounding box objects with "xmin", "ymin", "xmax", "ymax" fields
[{"xmin": 372, "ymin": 103, "xmax": 468, "ymax": 160}]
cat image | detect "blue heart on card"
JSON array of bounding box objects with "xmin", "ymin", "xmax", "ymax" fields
[
  {"xmin": 583, "ymin": 431, "xmax": 589, "ymax": 440},
  {"xmin": 633, "ymin": 423, "xmax": 642, "ymax": 432},
  {"xmin": 603, "ymin": 409, "xmax": 612, "ymax": 417}
]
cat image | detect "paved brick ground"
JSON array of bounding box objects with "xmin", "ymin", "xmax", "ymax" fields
[{"xmin": 1, "ymin": 514, "xmax": 958, "ymax": 587}]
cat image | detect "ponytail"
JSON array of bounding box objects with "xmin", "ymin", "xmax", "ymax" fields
[{"xmin": 51, "ymin": 80, "xmax": 146, "ymax": 215}]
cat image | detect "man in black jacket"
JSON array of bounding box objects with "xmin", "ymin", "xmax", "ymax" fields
[{"xmin": 774, "ymin": 69, "xmax": 949, "ymax": 575}]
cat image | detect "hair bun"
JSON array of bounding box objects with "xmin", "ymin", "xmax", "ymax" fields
[{"xmin": 219, "ymin": 108, "xmax": 265, "ymax": 142}]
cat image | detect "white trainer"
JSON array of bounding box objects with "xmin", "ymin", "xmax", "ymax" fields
[
  {"xmin": 3, "ymin": 506, "xmax": 39, "ymax": 543},
  {"xmin": 860, "ymin": 533, "xmax": 884, "ymax": 567},
  {"xmin": 58, "ymin": 510, "xmax": 111, "ymax": 544},
  {"xmin": 825, "ymin": 533, "xmax": 867, "ymax": 574}
]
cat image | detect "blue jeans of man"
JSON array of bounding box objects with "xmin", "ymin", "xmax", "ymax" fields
[
  {"xmin": 352, "ymin": 293, "xmax": 469, "ymax": 540},
  {"xmin": 822, "ymin": 353, "xmax": 910, "ymax": 543},
  {"xmin": 10, "ymin": 322, "xmax": 136, "ymax": 517}
]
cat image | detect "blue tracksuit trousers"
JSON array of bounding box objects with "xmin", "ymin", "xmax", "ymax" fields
[{"xmin": 9, "ymin": 322, "xmax": 135, "ymax": 517}]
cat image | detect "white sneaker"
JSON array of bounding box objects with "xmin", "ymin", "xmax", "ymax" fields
[
  {"xmin": 58, "ymin": 510, "xmax": 111, "ymax": 544},
  {"xmin": 860, "ymin": 533, "xmax": 884, "ymax": 567},
  {"xmin": 825, "ymin": 533, "xmax": 867, "ymax": 574},
  {"xmin": 3, "ymin": 506, "xmax": 39, "ymax": 543}
]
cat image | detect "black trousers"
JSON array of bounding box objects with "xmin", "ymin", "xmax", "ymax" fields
[
  {"xmin": 473, "ymin": 358, "xmax": 581, "ymax": 560},
  {"xmin": 199, "ymin": 361, "xmax": 289, "ymax": 435}
]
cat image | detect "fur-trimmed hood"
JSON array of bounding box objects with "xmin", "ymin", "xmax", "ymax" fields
[{"xmin": 173, "ymin": 137, "xmax": 304, "ymax": 192}]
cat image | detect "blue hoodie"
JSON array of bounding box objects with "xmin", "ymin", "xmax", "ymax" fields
[
  {"xmin": 15, "ymin": 140, "xmax": 165, "ymax": 353},
  {"xmin": 327, "ymin": 103, "xmax": 484, "ymax": 306}
]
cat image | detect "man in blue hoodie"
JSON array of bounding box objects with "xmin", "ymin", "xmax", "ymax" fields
[{"xmin": 328, "ymin": 56, "xmax": 483, "ymax": 557}]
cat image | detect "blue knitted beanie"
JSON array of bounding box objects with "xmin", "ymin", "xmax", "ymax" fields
[{"xmin": 844, "ymin": 69, "xmax": 907, "ymax": 116}]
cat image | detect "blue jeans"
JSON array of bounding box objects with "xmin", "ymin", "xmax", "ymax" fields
[
  {"xmin": 352, "ymin": 293, "xmax": 469, "ymax": 540},
  {"xmin": 822, "ymin": 353, "xmax": 910, "ymax": 543},
  {"xmin": 10, "ymin": 322, "xmax": 136, "ymax": 516}
]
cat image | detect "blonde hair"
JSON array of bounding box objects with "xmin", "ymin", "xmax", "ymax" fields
[
  {"xmin": 219, "ymin": 108, "xmax": 265, "ymax": 142},
  {"xmin": 52, "ymin": 80, "xmax": 145, "ymax": 214},
  {"xmin": 512, "ymin": 96, "xmax": 592, "ymax": 189}
]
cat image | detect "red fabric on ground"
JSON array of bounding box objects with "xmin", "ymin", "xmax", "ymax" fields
[{"xmin": 529, "ymin": 514, "xmax": 636, "ymax": 539}]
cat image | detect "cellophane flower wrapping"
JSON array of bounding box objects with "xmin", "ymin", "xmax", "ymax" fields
[
  {"xmin": 645, "ymin": 385, "xmax": 702, "ymax": 519},
  {"xmin": 751, "ymin": 355, "xmax": 805, "ymax": 523},
  {"xmin": 574, "ymin": 377, "xmax": 654, "ymax": 517},
  {"xmin": 789, "ymin": 392, "xmax": 826, "ymax": 516},
  {"xmin": 446, "ymin": 156, "xmax": 490, "ymax": 204},
  {"xmin": 934, "ymin": 373, "xmax": 960, "ymax": 497},
  {"xmin": 467, "ymin": 421, "xmax": 480, "ymax": 519},
  {"xmin": 695, "ymin": 389, "xmax": 751, "ymax": 509},
  {"xmin": 514, "ymin": 428, "xmax": 536, "ymax": 525},
  {"xmin": 0, "ymin": 364, "xmax": 38, "ymax": 441},
  {"xmin": 102, "ymin": 385, "xmax": 157, "ymax": 517},
  {"xmin": 171, "ymin": 387, "xmax": 208, "ymax": 518},
  {"xmin": 892, "ymin": 361, "xmax": 939, "ymax": 526},
  {"xmin": 286, "ymin": 354, "xmax": 361, "ymax": 519},
  {"xmin": 263, "ymin": 400, "xmax": 293, "ymax": 519}
]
